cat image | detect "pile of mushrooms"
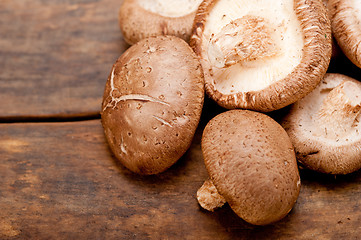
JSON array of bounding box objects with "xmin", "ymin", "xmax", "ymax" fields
[{"xmin": 101, "ymin": 0, "xmax": 361, "ymax": 227}]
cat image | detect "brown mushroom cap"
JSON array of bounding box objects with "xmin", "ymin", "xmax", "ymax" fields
[
  {"xmin": 101, "ymin": 36, "xmax": 204, "ymax": 175},
  {"xmin": 119, "ymin": 0, "xmax": 203, "ymax": 45},
  {"xmin": 190, "ymin": 0, "xmax": 331, "ymax": 111},
  {"xmin": 282, "ymin": 73, "xmax": 361, "ymax": 174},
  {"xmin": 202, "ymin": 110, "xmax": 300, "ymax": 225},
  {"xmin": 328, "ymin": 0, "xmax": 361, "ymax": 68}
]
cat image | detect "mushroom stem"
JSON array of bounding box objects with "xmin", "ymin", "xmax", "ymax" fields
[
  {"xmin": 207, "ymin": 15, "xmax": 277, "ymax": 68},
  {"xmin": 318, "ymin": 81, "xmax": 361, "ymax": 138},
  {"xmin": 196, "ymin": 178, "xmax": 226, "ymax": 211}
]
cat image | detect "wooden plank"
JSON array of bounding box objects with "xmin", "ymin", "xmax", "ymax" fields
[
  {"xmin": 0, "ymin": 117, "xmax": 360, "ymax": 239},
  {"xmin": 0, "ymin": 0, "xmax": 128, "ymax": 119}
]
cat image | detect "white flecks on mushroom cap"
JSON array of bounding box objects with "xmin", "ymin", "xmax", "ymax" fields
[
  {"xmin": 202, "ymin": 110, "xmax": 300, "ymax": 225},
  {"xmin": 101, "ymin": 36, "xmax": 204, "ymax": 175},
  {"xmin": 137, "ymin": 0, "xmax": 203, "ymax": 18}
]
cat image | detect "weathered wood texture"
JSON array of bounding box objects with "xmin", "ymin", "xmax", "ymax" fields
[
  {"xmin": 0, "ymin": 0, "xmax": 127, "ymax": 119},
  {"xmin": 0, "ymin": 119, "xmax": 360, "ymax": 239}
]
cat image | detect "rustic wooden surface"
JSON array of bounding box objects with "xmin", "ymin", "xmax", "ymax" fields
[
  {"xmin": 1, "ymin": 0, "xmax": 361, "ymax": 239},
  {"xmin": 0, "ymin": 117, "xmax": 360, "ymax": 240},
  {"xmin": 0, "ymin": 0, "xmax": 127, "ymax": 119}
]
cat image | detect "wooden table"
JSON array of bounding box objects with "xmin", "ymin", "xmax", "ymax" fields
[{"xmin": 1, "ymin": 1, "xmax": 360, "ymax": 239}]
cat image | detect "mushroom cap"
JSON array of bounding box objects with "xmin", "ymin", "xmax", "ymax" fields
[
  {"xmin": 119, "ymin": 0, "xmax": 203, "ymax": 45},
  {"xmin": 190, "ymin": 0, "xmax": 331, "ymax": 111},
  {"xmin": 282, "ymin": 73, "xmax": 361, "ymax": 174},
  {"xmin": 101, "ymin": 36, "xmax": 204, "ymax": 175},
  {"xmin": 202, "ymin": 110, "xmax": 300, "ymax": 225},
  {"xmin": 328, "ymin": 0, "xmax": 361, "ymax": 68}
]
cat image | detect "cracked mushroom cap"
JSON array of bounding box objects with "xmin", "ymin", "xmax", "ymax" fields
[
  {"xmin": 119, "ymin": 0, "xmax": 204, "ymax": 45},
  {"xmin": 202, "ymin": 110, "xmax": 300, "ymax": 225},
  {"xmin": 282, "ymin": 73, "xmax": 361, "ymax": 174},
  {"xmin": 101, "ymin": 36, "xmax": 204, "ymax": 175},
  {"xmin": 190, "ymin": 0, "xmax": 331, "ymax": 111},
  {"xmin": 328, "ymin": 0, "xmax": 361, "ymax": 68}
]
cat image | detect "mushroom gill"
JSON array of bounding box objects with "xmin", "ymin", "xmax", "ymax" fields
[
  {"xmin": 318, "ymin": 81, "xmax": 361, "ymax": 139},
  {"xmin": 207, "ymin": 15, "xmax": 278, "ymax": 69},
  {"xmin": 191, "ymin": 0, "xmax": 331, "ymax": 111},
  {"xmin": 282, "ymin": 73, "xmax": 361, "ymax": 174},
  {"xmin": 138, "ymin": 0, "xmax": 203, "ymax": 18}
]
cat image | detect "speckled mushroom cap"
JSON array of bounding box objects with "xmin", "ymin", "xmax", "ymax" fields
[
  {"xmin": 190, "ymin": 0, "xmax": 331, "ymax": 111},
  {"xmin": 282, "ymin": 73, "xmax": 361, "ymax": 174},
  {"xmin": 119, "ymin": 0, "xmax": 204, "ymax": 45},
  {"xmin": 202, "ymin": 110, "xmax": 300, "ymax": 225},
  {"xmin": 328, "ymin": 0, "xmax": 361, "ymax": 68},
  {"xmin": 101, "ymin": 36, "xmax": 204, "ymax": 175}
]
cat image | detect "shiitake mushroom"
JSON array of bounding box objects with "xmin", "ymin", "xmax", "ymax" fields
[
  {"xmin": 119, "ymin": 0, "xmax": 203, "ymax": 45},
  {"xmin": 198, "ymin": 110, "xmax": 301, "ymax": 225},
  {"xmin": 101, "ymin": 36, "xmax": 204, "ymax": 175},
  {"xmin": 190, "ymin": 0, "xmax": 331, "ymax": 111}
]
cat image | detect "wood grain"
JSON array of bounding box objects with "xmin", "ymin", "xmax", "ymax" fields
[
  {"xmin": 0, "ymin": 118, "xmax": 360, "ymax": 239},
  {"xmin": 0, "ymin": 0, "xmax": 128, "ymax": 119}
]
